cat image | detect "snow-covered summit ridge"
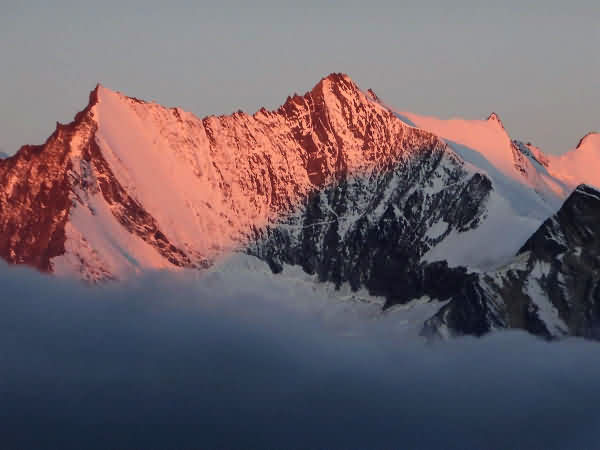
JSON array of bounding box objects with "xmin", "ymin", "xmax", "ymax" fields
[
  {"xmin": 551, "ymin": 132, "xmax": 600, "ymax": 190},
  {"xmin": 395, "ymin": 106, "xmax": 599, "ymax": 192},
  {"xmin": 576, "ymin": 132, "xmax": 600, "ymax": 150},
  {"xmin": 486, "ymin": 112, "xmax": 505, "ymax": 129}
]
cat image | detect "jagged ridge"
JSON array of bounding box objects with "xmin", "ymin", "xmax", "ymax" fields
[{"xmin": 424, "ymin": 184, "xmax": 600, "ymax": 339}]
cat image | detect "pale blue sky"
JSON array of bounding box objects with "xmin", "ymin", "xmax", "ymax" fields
[{"xmin": 1, "ymin": 1, "xmax": 598, "ymax": 155}]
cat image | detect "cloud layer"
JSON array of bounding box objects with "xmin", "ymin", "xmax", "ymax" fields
[{"xmin": 1, "ymin": 261, "xmax": 599, "ymax": 449}]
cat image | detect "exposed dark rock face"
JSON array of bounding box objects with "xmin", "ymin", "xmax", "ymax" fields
[
  {"xmin": 517, "ymin": 185, "xmax": 600, "ymax": 338},
  {"xmin": 248, "ymin": 146, "xmax": 493, "ymax": 307},
  {"xmin": 250, "ymin": 174, "xmax": 600, "ymax": 341},
  {"xmin": 512, "ymin": 140, "xmax": 550, "ymax": 168},
  {"xmin": 519, "ymin": 185, "xmax": 600, "ymax": 257},
  {"xmin": 424, "ymin": 185, "xmax": 600, "ymax": 340}
]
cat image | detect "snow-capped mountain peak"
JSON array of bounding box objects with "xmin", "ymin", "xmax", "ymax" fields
[
  {"xmin": 486, "ymin": 112, "xmax": 505, "ymax": 129},
  {"xmin": 548, "ymin": 131, "xmax": 600, "ymax": 190},
  {"xmin": 576, "ymin": 131, "xmax": 600, "ymax": 150}
]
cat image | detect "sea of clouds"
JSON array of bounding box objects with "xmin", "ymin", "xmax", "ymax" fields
[{"xmin": 1, "ymin": 259, "xmax": 599, "ymax": 449}]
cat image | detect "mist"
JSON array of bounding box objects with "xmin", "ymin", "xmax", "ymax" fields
[{"xmin": 1, "ymin": 261, "xmax": 599, "ymax": 449}]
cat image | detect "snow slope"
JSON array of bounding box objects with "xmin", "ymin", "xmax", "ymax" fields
[
  {"xmin": 390, "ymin": 112, "xmax": 573, "ymax": 268},
  {"xmin": 550, "ymin": 132, "xmax": 600, "ymax": 189},
  {"xmin": 210, "ymin": 252, "xmax": 446, "ymax": 339},
  {"xmin": 395, "ymin": 110, "xmax": 599, "ymax": 200},
  {"xmin": 396, "ymin": 111, "xmax": 572, "ymax": 204}
]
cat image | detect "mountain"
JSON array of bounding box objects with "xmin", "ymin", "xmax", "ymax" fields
[{"xmin": 0, "ymin": 73, "xmax": 598, "ymax": 339}]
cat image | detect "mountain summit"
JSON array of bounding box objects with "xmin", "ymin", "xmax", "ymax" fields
[
  {"xmin": 576, "ymin": 131, "xmax": 600, "ymax": 150},
  {"xmin": 486, "ymin": 112, "xmax": 504, "ymax": 128}
]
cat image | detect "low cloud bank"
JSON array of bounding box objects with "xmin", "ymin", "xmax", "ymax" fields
[{"xmin": 1, "ymin": 262, "xmax": 599, "ymax": 449}]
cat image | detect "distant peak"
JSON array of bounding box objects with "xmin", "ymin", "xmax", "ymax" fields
[
  {"xmin": 322, "ymin": 72, "xmax": 353, "ymax": 83},
  {"xmin": 486, "ymin": 112, "xmax": 504, "ymax": 126},
  {"xmin": 53, "ymin": 84, "xmax": 104, "ymax": 131},
  {"xmin": 575, "ymin": 132, "xmax": 600, "ymax": 150},
  {"xmin": 311, "ymin": 72, "xmax": 359, "ymax": 94},
  {"xmin": 89, "ymin": 83, "xmax": 102, "ymax": 106}
]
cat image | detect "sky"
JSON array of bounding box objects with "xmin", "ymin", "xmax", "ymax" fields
[
  {"xmin": 0, "ymin": 1, "xmax": 598, "ymax": 156},
  {"xmin": 2, "ymin": 260, "xmax": 600, "ymax": 449}
]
